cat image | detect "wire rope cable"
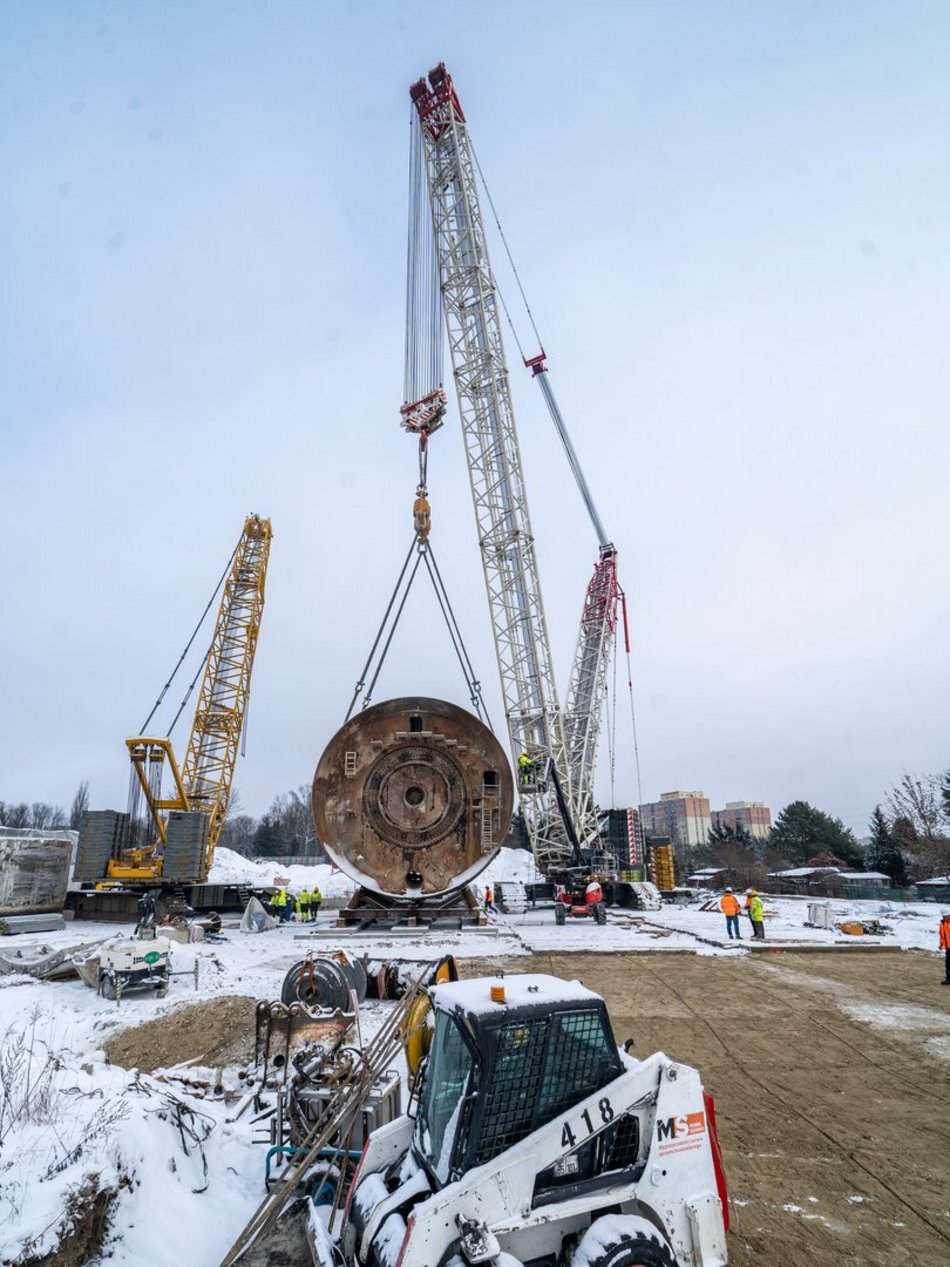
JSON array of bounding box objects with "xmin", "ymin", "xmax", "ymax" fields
[
  {"xmin": 137, "ymin": 537, "xmax": 239, "ymax": 734},
  {"xmin": 625, "ymin": 642, "xmax": 643, "ymax": 806},
  {"xmin": 345, "ymin": 537, "xmax": 418, "ymax": 721},
  {"xmin": 422, "ymin": 542, "xmax": 491, "ymax": 727}
]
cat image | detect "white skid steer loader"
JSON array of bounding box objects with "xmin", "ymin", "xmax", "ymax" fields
[{"xmin": 308, "ymin": 974, "xmax": 729, "ymax": 1267}]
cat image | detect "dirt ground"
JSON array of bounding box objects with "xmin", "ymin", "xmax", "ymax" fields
[
  {"xmin": 104, "ymin": 952, "xmax": 950, "ymax": 1266},
  {"xmin": 104, "ymin": 994, "xmax": 258, "ymax": 1072},
  {"xmin": 462, "ymin": 948, "xmax": 950, "ymax": 1267}
]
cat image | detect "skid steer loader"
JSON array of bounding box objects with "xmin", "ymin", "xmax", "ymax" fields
[{"xmin": 308, "ymin": 973, "xmax": 729, "ymax": 1267}]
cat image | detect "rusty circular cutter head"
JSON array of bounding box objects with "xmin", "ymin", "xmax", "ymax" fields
[{"xmin": 312, "ymin": 697, "xmax": 513, "ymax": 897}]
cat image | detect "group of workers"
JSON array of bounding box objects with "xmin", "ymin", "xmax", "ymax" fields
[
  {"xmin": 721, "ymin": 892, "xmax": 950, "ymax": 980},
  {"xmin": 270, "ymin": 886, "xmax": 322, "ymax": 924},
  {"xmin": 719, "ymin": 887, "xmax": 765, "ymax": 940}
]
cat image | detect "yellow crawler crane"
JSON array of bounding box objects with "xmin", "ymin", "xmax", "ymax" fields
[{"xmin": 107, "ymin": 514, "xmax": 272, "ymax": 883}]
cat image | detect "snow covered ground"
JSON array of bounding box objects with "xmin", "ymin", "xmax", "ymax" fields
[{"xmin": 0, "ymin": 849, "xmax": 945, "ymax": 1266}]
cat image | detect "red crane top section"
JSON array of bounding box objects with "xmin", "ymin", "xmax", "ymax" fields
[{"xmin": 409, "ymin": 63, "xmax": 466, "ymax": 138}]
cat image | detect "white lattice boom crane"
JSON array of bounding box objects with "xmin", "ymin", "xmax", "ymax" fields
[
  {"xmin": 407, "ymin": 65, "xmax": 574, "ymax": 873},
  {"xmin": 526, "ymin": 353, "xmax": 629, "ymax": 855},
  {"xmin": 407, "ymin": 64, "xmax": 623, "ymax": 872}
]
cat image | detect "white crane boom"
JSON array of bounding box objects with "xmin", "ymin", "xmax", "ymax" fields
[{"xmin": 408, "ymin": 64, "xmax": 581, "ymax": 873}]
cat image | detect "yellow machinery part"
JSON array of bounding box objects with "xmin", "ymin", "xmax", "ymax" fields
[
  {"xmin": 402, "ymin": 956, "xmax": 458, "ymax": 1080},
  {"xmin": 402, "ymin": 993, "xmax": 432, "ymax": 1079}
]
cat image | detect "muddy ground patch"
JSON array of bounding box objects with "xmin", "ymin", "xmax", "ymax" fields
[{"xmin": 460, "ymin": 949, "xmax": 950, "ymax": 1267}]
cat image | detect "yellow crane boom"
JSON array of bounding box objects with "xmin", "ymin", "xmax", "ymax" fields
[{"xmin": 109, "ymin": 514, "xmax": 272, "ymax": 883}]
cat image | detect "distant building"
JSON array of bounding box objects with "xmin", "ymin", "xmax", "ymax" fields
[
  {"xmin": 915, "ymin": 875, "xmax": 950, "ymax": 902},
  {"xmin": 638, "ymin": 791, "xmax": 711, "ymax": 850},
  {"xmin": 685, "ymin": 867, "xmax": 729, "ymax": 889},
  {"xmin": 602, "ymin": 808, "xmax": 643, "ymax": 867},
  {"xmin": 767, "ymin": 865, "xmax": 840, "ymax": 887},
  {"xmin": 711, "ymin": 801, "xmax": 773, "ymax": 840}
]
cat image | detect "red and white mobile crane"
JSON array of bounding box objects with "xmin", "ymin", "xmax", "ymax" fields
[{"xmin": 405, "ymin": 64, "xmax": 630, "ymax": 877}]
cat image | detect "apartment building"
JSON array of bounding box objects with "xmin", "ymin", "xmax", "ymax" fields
[
  {"xmin": 711, "ymin": 801, "xmax": 772, "ymax": 840},
  {"xmin": 638, "ymin": 790, "xmax": 711, "ymax": 849}
]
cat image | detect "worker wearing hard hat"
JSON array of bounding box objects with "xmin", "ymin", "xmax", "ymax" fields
[
  {"xmin": 517, "ymin": 751, "xmax": 534, "ymax": 787},
  {"xmin": 719, "ymin": 887, "xmax": 742, "ymax": 940},
  {"xmin": 939, "ymin": 910, "xmax": 950, "ymax": 984},
  {"xmin": 745, "ymin": 889, "xmax": 765, "ymax": 940}
]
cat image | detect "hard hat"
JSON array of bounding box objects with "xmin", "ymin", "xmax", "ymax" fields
[
  {"xmin": 942, "ymin": 909, "xmax": 950, "ymax": 918},
  {"xmin": 725, "ymin": 887, "xmax": 733, "ymax": 892},
  {"xmin": 746, "ymin": 888, "xmax": 756, "ymax": 895}
]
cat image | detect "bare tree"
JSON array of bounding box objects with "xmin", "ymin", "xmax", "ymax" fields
[
  {"xmin": 29, "ymin": 803, "xmax": 67, "ymax": 829},
  {"xmin": 0, "ymin": 803, "xmax": 30, "ymax": 828},
  {"xmin": 69, "ymin": 781, "xmax": 90, "ymax": 830},
  {"xmin": 886, "ymin": 772, "xmax": 943, "ymax": 841}
]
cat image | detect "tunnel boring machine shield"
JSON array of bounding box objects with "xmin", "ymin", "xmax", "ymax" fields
[{"xmin": 311, "ymin": 697, "xmax": 513, "ymax": 897}]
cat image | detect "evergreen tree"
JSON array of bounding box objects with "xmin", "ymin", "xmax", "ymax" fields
[
  {"xmin": 865, "ymin": 806, "xmax": 909, "ymax": 887},
  {"xmin": 708, "ymin": 821, "xmax": 754, "ymax": 847},
  {"xmin": 768, "ymin": 800, "xmax": 863, "ymax": 868},
  {"xmin": 253, "ymin": 813, "xmax": 282, "ymax": 857}
]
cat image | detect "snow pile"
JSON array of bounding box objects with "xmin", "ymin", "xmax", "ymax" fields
[
  {"xmin": 208, "ymin": 847, "xmax": 356, "ymax": 897},
  {"xmin": 0, "ymin": 1009, "xmax": 129, "ymax": 1262},
  {"xmin": 0, "ymin": 998, "xmax": 275, "ymax": 1267},
  {"xmin": 208, "ymin": 844, "xmax": 542, "ymax": 899}
]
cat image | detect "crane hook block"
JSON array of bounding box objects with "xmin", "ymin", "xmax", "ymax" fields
[{"xmin": 413, "ymin": 487, "xmax": 431, "ymax": 541}]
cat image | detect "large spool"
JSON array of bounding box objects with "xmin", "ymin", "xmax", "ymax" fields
[{"xmin": 312, "ymin": 697, "xmax": 513, "ymax": 897}]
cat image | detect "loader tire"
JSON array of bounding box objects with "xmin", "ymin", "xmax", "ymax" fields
[
  {"xmin": 593, "ymin": 903, "xmax": 607, "ymax": 925},
  {"xmin": 573, "ymin": 1215, "xmax": 678, "ymax": 1267},
  {"xmin": 100, "ymin": 974, "xmax": 118, "ymax": 1001},
  {"xmin": 555, "ymin": 904, "xmax": 567, "ymax": 925}
]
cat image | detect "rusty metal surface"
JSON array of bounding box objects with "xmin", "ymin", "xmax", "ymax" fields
[{"xmin": 312, "ymin": 697, "xmax": 513, "ymax": 897}]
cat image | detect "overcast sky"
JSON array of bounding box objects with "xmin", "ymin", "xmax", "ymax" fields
[{"xmin": 2, "ymin": 1, "xmax": 948, "ymax": 835}]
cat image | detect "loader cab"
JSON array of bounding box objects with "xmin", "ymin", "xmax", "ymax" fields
[{"xmin": 413, "ymin": 975, "xmax": 628, "ymax": 1192}]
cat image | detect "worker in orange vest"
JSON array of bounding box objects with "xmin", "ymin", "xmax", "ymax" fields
[
  {"xmin": 940, "ymin": 910, "xmax": 950, "ymax": 984},
  {"xmin": 719, "ymin": 887, "xmax": 742, "ymax": 940}
]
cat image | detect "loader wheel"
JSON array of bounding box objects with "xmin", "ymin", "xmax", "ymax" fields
[
  {"xmin": 100, "ymin": 974, "xmax": 118, "ymax": 1001},
  {"xmin": 555, "ymin": 904, "xmax": 567, "ymax": 925},
  {"xmin": 573, "ymin": 1215, "xmax": 678, "ymax": 1267},
  {"xmin": 593, "ymin": 903, "xmax": 607, "ymax": 925}
]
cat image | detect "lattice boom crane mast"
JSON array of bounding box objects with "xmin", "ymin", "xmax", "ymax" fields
[
  {"xmin": 118, "ymin": 514, "xmax": 272, "ymax": 882},
  {"xmin": 408, "ymin": 65, "xmax": 575, "ymax": 873}
]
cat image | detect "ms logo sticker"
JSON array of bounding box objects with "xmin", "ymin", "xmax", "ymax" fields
[{"xmin": 656, "ymin": 1111, "xmax": 707, "ymax": 1156}]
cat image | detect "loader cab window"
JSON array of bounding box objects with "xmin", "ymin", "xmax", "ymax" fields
[
  {"xmin": 415, "ymin": 1011, "xmax": 474, "ymax": 1185},
  {"xmin": 473, "ymin": 1006, "xmax": 620, "ymax": 1167}
]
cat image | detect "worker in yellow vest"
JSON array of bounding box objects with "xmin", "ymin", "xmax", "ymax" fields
[
  {"xmin": 298, "ymin": 889, "xmax": 310, "ymax": 922},
  {"xmin": 745, "ymin": 889, "xmax": 765, "ymax": 940},
  {"xmin": 310, "ymin": 886, "xmax": 322, "ymax": 922}
]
